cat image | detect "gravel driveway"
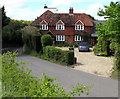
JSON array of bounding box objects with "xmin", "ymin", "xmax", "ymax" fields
[{"xmin": 56, "ymin": 47, "xmax": 114, "ymax": 77}]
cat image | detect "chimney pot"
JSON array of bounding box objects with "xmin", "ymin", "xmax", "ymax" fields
[
  {"xmin": 44, "ymin": 4, "xmax": 48, "ymax": 8},
  {"xmin": 69, "ymin": 7, "xmax": 73, "ymax": 14}
]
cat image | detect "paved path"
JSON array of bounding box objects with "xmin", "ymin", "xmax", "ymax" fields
[{"xmin": 16, "ymin": 54, "xmax": 118, "ymax": 97}]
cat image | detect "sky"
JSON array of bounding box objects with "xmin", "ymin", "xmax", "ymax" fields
[{"xmin": 0, "ymin": 0, "xmax": 119, "ymax": 21}]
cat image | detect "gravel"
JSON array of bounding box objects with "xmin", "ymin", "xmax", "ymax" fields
[{"xmin": 56, "ymin": 47, "xmax": 114, "ymax": 77}]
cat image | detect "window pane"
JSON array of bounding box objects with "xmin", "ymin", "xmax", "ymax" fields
[{"xmin": 61, "ymin": 35, "xmax": 64, "ymax": 41}]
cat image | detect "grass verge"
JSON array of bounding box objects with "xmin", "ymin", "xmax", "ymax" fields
[{"xmin": 111, "ymin": 70, "xmax": 120, "ymax": 80}]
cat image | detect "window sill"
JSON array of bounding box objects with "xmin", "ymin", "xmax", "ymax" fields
[
  {"xmin": 56, "ymin": 30, "xmax": 64, "ymax": 31},
  {"xmin": 56, "ymin": 41, "xmax": 64, "ymax": 42}
]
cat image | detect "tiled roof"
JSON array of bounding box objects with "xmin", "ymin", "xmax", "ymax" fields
[{"xmin": 31, "ymin": 10, "xmax": 93, "ymax": 26}]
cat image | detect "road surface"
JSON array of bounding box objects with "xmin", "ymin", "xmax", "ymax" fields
[{"xmin": 16, "ymin": 54, "xmax": 118, "ymax": 97}]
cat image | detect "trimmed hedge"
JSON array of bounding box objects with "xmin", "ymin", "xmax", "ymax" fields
[
  {"xmin": 44, "ymin": 46, "xmax": 74, "ymax": 65},
  {"xmin": 41, "ymin": 34, "xmax": 53, "ymax": 47}
]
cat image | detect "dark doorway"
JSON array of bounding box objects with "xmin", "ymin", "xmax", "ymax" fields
[{"xmin": 47, "ymin": 31, "xmax": 55, "ymax": 40}]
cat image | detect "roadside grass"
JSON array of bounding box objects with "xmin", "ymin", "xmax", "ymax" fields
[{"xmin": 111, "ymin": 70, "xmax": 120, "ymax": 80}]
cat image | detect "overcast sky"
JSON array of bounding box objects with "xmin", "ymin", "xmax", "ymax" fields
[{"xmin": 0, "ymin": 0, "xmax": 119, "ymax": 21}]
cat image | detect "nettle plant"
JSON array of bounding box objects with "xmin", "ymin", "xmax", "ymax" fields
[{"xmin": 2, "ymin": 52, "xmax": 90, "ymax": 97}]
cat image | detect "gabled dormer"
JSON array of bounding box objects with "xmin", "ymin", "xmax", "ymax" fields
[
  {"xmin": 40, "ymin": 20, "xmax": 48, "ymax": 30},
  {"xmin": 75, "ymin": 20, "xmax": 84, "ymax": 30},
  {"xmin": 56, "ymin": 20, "xmax": 65, "ymax": 30}
]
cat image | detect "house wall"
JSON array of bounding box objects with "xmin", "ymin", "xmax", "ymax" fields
[{"xmin": 40, "ymin": 26, "xmax": 93, "ymax": 44}]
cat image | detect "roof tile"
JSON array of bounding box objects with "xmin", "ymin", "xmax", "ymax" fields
[{"xmin": 31, "ymin": 10, "xmax": 93, "ymax": 26}]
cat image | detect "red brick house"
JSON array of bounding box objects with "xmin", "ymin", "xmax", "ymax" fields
[{"xmin": 31, "ymin": 7, "xmax": 94, "ymax": 44}]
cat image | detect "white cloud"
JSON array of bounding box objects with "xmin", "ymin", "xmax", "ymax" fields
[
  {"xmin": 0, "ymin": 0, "xmax": 27, "ymax": 8},
  {"xmin": 51, "ymin": 0, "xmax": 82, "ymax": 6},
  {"xmin": 0, "ymin": 0, "xmax": 118, "ymax": 20},
  {"xmin": 74, "ymin": 3, "xmax": 105, "ymax": 20},
  {"xmin": 87, "ymin": 3, "xmax": 104, "ymax": 19},
  {"xmin": 0, "ymin": 0, "xmax": 45, "ymax": 20}
]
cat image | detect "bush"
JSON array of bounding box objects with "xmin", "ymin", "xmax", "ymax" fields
[
  {"xmin": 100, "ymin": 52, "xmax": 108, "ymax": 57},
  {"xmin": 23, "ymin": 44, "xmax": 32, "ymax": 54},
  {"xmin": 93, "ymin": 41, "xmax": 108, "ymax": 56},
  {"xmin": 44, "ymin": 46, "xmax": 74, "ymax": 65},
  {"xmin": 2, "ymin": 19, "xmax": 28, "ymax": 42},
  {"xmin": 114, "ymin": 44, "xmax": 120, "ymax": 71},
  {"xmin": 41, "ymin": 34, "xmax": 53, "ymax": 47},
  {"xmin": 2, "ymin": 52, "xmax": 90, "ymax": 97},
  {"xmin": 55, "ymin": 43, "xmax": 78, "ymax": 48},
  {"xmin": 21, "ymin": 26, "xmax": 42, "ymax": 53}
]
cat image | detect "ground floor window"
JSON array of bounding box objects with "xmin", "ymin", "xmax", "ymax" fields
[
  {"xmin": 75, "ymin": 35, "xmax": 83, "ymax": 41},
  {"xmin": 56, "ymin": 35, "xmax": 65, "ymax": 41}
]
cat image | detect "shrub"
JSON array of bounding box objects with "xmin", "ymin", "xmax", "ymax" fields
[
  {"xmin": 100, "ymin": 52, "xmax": 108, "ymax": 57},
  {"xmin": 55, "ymin": 43, "xmax": 78, "ymax": 48},
  {"xmin": 114, "ymin": 43, "xmax": 120, "ymax": 71},
  {"xmin": 2, "ymin": 19, "xmax": 29, "ymax": 43},
  {"xmin": 21, "ymin": 26, "xmax": 42, "ymax": 53},
  {"xmin": 2, "ymin": 52, "xmax": 90, "ymax": 97},
  {"xmin": 93, "ymin": 41, "xmax": 109, "ymax": 56},
  {"xmin": 23, "ymin": 44, "xmax": 32, "ymax": 54},
  {"xmin": 44, "ymin": 46, "xmax": 74, "ymax": 65},
  {"xmin": 41, "ymin": 34, "xmax": 53, "ymax": 48}
]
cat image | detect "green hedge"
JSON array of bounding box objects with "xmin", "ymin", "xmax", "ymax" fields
[
  {"xmin": 44, "ymin": 46, "xmax": 74, "ymax": 65},
  {"xmin": 41, "ymin": 34, "xmax": 53, "ymax": 47}
]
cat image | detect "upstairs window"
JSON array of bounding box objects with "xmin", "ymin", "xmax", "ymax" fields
[
  {"xmin": 56, "ymin": 20, "xmax": 65, "ymax": 30},
  {"xmin": 75, "ymin": 35, "xmax": 83, "ymax": 41},
  {"xmin": 56, "ymin": 25, "xmax": 64, "ymax": 30},
  {"xmin": 75, "ymin": 25, "xmax": 84, "ymax": 30},
  {"xmin": 40, "ymin": 20, "xmax": 48, "ymax": 30},
  {"xmin": 75, "ymin": 20, "xmax": 84, "ymax": 30},
  {"xmin": 41, "ymin": 25, "xmax": 48, "ymax": 30}
]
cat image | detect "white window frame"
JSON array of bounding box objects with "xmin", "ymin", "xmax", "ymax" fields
[
  {"xmin": 56, "ymin": 25, "xmax": 65, "ymax": 30},
  {"xmin": 41, "ymin": 25, "xmax": 48, "ymax": 30},
  {"xmin": 56, "ymin": 20, "xmax": 65, "ymax": 30},
  {"xmin": 75, "ymin": 25, "xmax": 84, "ymax": 30},
  {"xmin": 75, "ymin": 20, "xmax": 84, "ymax": 30},
  {"xmin": 40, "ymin": 20, "xmax": 48, "ymax": 30},
  {"xmin": 75, "ymin": 35, "xmax": 83, "ymax": 41},
  {"xmin": 56, "ymin": 35, "xmax": 65, "ymax": 41}
]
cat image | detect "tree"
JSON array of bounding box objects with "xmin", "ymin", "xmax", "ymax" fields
[
  {"xmin": 21, "ymin": 26, "xmax": 41, "ymax": 53},
  {"xmin": 2, "ymin": 19, "xmax": 28, "ymax": 42},
  {"xmin": 96, "ymin": 1, "xmax": 120, "ymax": 75},
  {"xmin": 1, "ymin": 6, "xmax": 10, "ymax": 27}
]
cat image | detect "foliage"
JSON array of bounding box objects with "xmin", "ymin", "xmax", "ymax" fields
[
  {"xmin": 114, "ymin": 43, "xmax": 120, "ymax": 70},
  {"xmin": 111, "ymin": 69, "xmax": 120, "ymax": 80},
  {"xmin": 41, "ymin": 34, "xmax": 53, "ymax": 47},
  {"xmin": 82, "ymin": 31, "xmax": 91, "ymax": 43},
  {"xmin": 2, "ymin": 52, "xmax": 90, "ymax": 97},
  {"xmin": 21, "ymin": 26, "xmax": 42, "ymax": 52},
  {"xmin": 44, "ymin": 46, "xmax": 74, "ymax": 65},
  {"xmin": 23, "ymin": 44, "xmax": 33, "ymax": 54},
  {"xmin": 93, "ymin": 40, "xmax": 108, "ymax": 56},
  {"xmin": 96, "ymin": 1, "xmax": 120, "ymax": 73},
  {"xmin": 55, "ymin": 43, "xmax": 78, "ymax": 47},
  {"xmin": 2, "ymin": 19, "xmax": 28, "ymax": 42},
  {"xmin": 1, "ymin": 6, "xmax": 10, "ymax": 27}
]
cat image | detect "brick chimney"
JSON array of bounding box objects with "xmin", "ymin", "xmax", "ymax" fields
[{"xmin": 69, "ymin": 7, "xmax": 73, "ymax": 14}]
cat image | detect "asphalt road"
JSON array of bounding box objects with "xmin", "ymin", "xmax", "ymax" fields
[{"xmin": 16, "ymin": 54, "xmax": 118, "ymax": 97}]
